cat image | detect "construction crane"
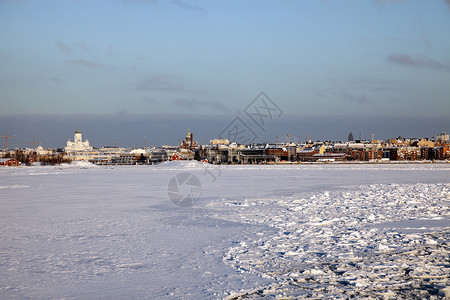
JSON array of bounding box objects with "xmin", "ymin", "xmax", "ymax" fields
[
  {"xmin": 25, "ymin": 140, "xmax": 41, "ymax": 149},
  {"xmin": 0, "ymin": 134, "xmax": 16, "ymax": 150},
  {"xmin": 287, "ymin": 134, "xmax": 291, "ymax": 162}
]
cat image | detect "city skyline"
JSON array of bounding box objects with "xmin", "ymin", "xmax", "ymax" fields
[
  {"xmin": 1, "ymin": 0, "xmax": 450, "ymax": 147},
  {"xmin": 1, "ymin": 114, "xmax": 449, "ymax": 149}
]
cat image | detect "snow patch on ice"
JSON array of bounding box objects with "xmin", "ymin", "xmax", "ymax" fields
[
  {"xmin": 154, "ymin": 160, "xmax": 207, "ymax": 169},
  {"xmin": 0, "ymin": 185, "xmax": 29, "ymax": 189},
  {"xmin": 66, "ymin": 161, "xmax": 97, "ymax": 168},
  {"xmin": 210, "ymin": 182, "xmax": 450, "ymax": 298},
  {"xmin": 442, "ymin": 286, "xmax": 450, "ymax": 298}
]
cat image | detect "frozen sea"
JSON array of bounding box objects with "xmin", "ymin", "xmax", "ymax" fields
[{"xmin": 0, "ymin": 162, "xmax": 449, "ymax": 299}]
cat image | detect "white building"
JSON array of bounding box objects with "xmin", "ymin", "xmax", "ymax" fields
[
  {"xmin": 35, "ymin": 145, "xmax": 52, "ymax": 156},
  {"xmin": 65, "ymin": 129, "xmax": 93, "ymax": 152},
  {"xmin": 437, "ymin": 132, "xmax": 449, "ymax": 142}
]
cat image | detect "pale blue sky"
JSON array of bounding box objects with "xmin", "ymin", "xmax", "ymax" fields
[{"xmin": 1, "ymin": 0, "xmax": 449, "ymax": 147}]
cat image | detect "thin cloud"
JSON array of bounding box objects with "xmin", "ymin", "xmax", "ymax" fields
[
  {"xmin": 357, "ymin": 78, "xmax": 396, "ymax": 85},
  {"xmin": 376, "ymin": 0, "xmax": 449, "ymax": 7},
  {"xmin": 50, "ymin": 77, "xmax": 63, "ymax": 84},
  {"xmin": 115, "ymin": 109, "xmax": 128, "ymax": 116},
  {"xmin": 418, "ymin": 36, "xmax": 433, "ymax": 49},
  {"xmin": 387, "ymin": 53, "xmax": 450, "ymax": 72},
  {"xmin": 137, "ymin": 76, "xmax": 184, "ymax": 91},
  {"xmin": 56, "ymin": 40, "xmax": 72, "ymax": 54},
  {"xmin": 64, "ymin": 59, "xmax": 105, "ymax": 69},
  {"xmin": 170, "ymin": 0, "xmax": 205, "ymax": 14},
  {"xmin": 124, "ymin": 0, "xmax": 157, "ymax": 3},
  {"xmin": 56, "ymin": 40, "xmax": 108, "ymax": 55},
  {"xmin": 124, "ymin": 0, "xmax": 205, "ymax": 13},
  {"xmin": 174, "ymin": 98, "xmax": 229, "ymax": 112},
  {"xmin": 375, "ymin": 0, "xmax": 406, "ymax": 2},
  {"xmin": 142, "ymin": 97, "xmax": 158, "ymax": 103},
  {"xmin": 356, "ymin": 78, "xmax": 406, "ymax": 93},
  {"xmin": 370, "ymin": 87, "xmax": 406, "ymax": 93},
  {"xmin": 341, "ymin": 92, "xmax": 372, "ymax": 104},
  {"xmin": 387, "ymin": 36, "xmax": 433, "ymax": 49},
  {"xmin": 43, "ymin": 76, "xmax": 64, "ymax": 85}
]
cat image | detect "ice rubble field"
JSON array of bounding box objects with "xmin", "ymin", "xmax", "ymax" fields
[{"xmin": 0, "ymin": 162, "xmax": 449, "ymax": 299}]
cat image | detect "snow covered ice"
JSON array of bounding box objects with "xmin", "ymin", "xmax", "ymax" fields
[{"xmin": 0, "ymin": 163, "xmax": 449, "ymax": 299}]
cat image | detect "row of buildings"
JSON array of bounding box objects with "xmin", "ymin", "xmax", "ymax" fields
[
  {"xmin": 1, "ymin": 130, "xmax": 449, "ymax": 166},
  {"xmin": 61, "ymin": 129, "xmax": 450, "ymax": 164},
  {"xmin": 205, "ymin": 133, "xmax": 450, "ymax": 164}
]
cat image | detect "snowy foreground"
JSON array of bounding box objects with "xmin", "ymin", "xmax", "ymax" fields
[{"xmin": 1, "ymin": 162, "xmax": 449, "ymax": 299}]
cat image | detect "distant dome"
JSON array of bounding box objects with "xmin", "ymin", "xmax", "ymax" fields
[{"xmin": 75, "ymin": 129, "xmax": 81, "ymax": 134}]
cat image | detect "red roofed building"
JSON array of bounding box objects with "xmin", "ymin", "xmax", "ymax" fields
[{"xmin": 0, "ymin": 158, "xmax": 21, "ymax": 166}]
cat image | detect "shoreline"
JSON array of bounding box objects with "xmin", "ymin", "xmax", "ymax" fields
[{"xmin": 1, "ymin": 159, "xmax": 450, "ymax": 168}]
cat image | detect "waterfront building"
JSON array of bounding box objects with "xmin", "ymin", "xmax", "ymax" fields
[
  {"xmin": 0, "ymin": 158, "xmax": 21, "ymax": 166},
  {"xmin": 437, "ymin": 132, "xmax": 449, "ymax": 143},
  {"xmin": 65, "ymin": 129, "xmax": 93, "ymax": 153},
  {"xmin": 180, "ymin": 129, "xmax": 199, "ymax": 151}
]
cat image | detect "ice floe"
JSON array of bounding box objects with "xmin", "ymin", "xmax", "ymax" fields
[{"xmin": 211, "ymin": 183, "xmax": 450, "ymax": 299}]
